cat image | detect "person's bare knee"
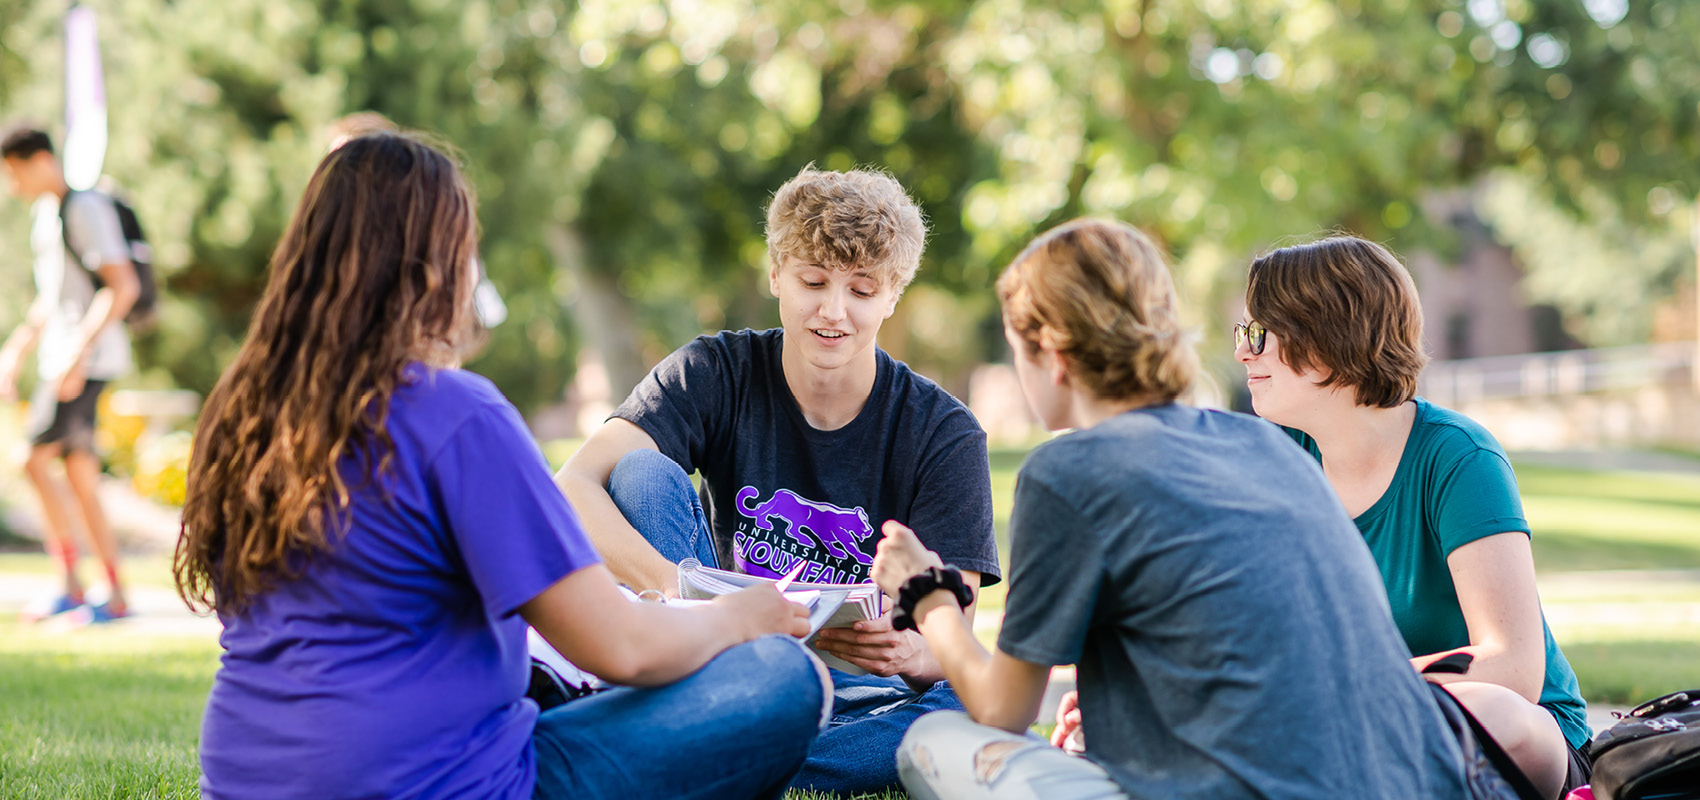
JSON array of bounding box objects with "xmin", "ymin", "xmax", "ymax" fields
[
  {"xmin": 63, "ymin": 450, "xmax": 102, "ymax": 495},
  {"xmin": 23, "ymin": 444, "xmax": 60, "ymax": 483},
  {"xmin": 62, "ymin": 449, "xmax": 121, "ymax": 565},
  {"xmin": 1445, "ymin": 682, "xmax": 1567, "ymax": 799}
]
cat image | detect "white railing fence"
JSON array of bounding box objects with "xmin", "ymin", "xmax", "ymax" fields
[
  {"xmin": 1421, "ymin": 342, "xmax": 1696, "ymax": 406},
  {"xmin": 1420, "ymin": 342, "xmax": 1700, "ymax": 450}
]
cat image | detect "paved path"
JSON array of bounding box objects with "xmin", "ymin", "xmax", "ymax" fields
[{"xmin": 0, "ymin": 572, "xmax": 220, "ymax": 637}]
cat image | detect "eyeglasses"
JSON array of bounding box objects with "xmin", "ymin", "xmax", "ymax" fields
[{"xmin": 1233, "ymin": 321, "xmax": 1267, "ymax": 355}]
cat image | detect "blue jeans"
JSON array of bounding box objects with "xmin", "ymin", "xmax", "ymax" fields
[
  {"xmin": 532, "ymin": 635, "xmax": 830, "ymax": 799},
  {"xmin": 609, "ymin": 449, "xmax": 966, "ymax": 796}
]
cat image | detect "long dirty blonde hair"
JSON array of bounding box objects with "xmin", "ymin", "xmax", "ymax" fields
[{"xmin": 175, "ymin": 133, "xmax": 479, "ymax": 614}]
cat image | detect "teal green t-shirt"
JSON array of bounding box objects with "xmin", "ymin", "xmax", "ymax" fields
[{"xmin": 1287, "ymin": 398, "xmax": 1590, "ymax": 749}]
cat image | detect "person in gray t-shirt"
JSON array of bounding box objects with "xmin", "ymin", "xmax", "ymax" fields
[
  {"xmin": 872, "ymin": 219, "xmax": 1522, "ymax": 799},
  {"xmin": 1, "ymin": 126, "xmax": 140, "ymax": 622}
]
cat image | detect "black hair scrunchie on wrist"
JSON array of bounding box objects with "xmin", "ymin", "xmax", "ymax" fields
[{"xmin": 891, "ymin": 566, "xmax": 974, "ymax": 632}]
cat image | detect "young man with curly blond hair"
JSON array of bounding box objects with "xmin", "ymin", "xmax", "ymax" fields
[{"xmin": 557, "ymin": 165, "xmax": 1000, "ymax": 795}]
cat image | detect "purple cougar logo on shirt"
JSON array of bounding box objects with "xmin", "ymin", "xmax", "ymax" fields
[{"xmin": 735, "ymin": 487, "xmax": 875, "ymax": 566}]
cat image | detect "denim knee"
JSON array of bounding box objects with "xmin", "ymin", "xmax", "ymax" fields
[
  {"xmin": 608, "ymin": 449, "xmax": 692, "ymax": 498},
  {"xmin": 728, "ymin": 636, "xmax": 834, "ymax": 733},
  {"xmin": 900, "ymin": 710, "xmax": 966, "ymax": 759},
  {"xmin": 606, "ymin": 448, "xmax": 715, "ymax": 565}
]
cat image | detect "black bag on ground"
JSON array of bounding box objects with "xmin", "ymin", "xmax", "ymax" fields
[
  {"xmin": 527, "ymin": 657, "xmax": 614, "ymax": 712},
  {"xmin": 60, "ymin": 188, "xmax": 159, "ymax": 328},
  {"xmin": 1588, "ymin": 689, "xmax": 1700, "ymax": 800}
]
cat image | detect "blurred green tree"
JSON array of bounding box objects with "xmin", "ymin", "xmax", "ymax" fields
[
  {"xmin": 0, "ymin": 0, "xmax": 1691, "ymax": 417},
  {"xmin": 941, "ymin": 0, "xmax": 1698, "ymax": 351},
  {"xmin": 2, "ymin": 0, "xmax": 598, "ymax": 410}
]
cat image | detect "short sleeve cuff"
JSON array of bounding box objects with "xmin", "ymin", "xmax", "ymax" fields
[
  {"xmin": 1440, "ymin": 518, "xmax": 1531, "ymax": 557},
  {"xmin": 995, "ymin": 637, "xmax": 1078, "ymax": 668},
  {"xmin": 435, "ymin": 400, "xmax": 604, "ymax": 619},
  {"xmin": 940, "ymin": 557, "xmax": 1003, "ymax": 587}
]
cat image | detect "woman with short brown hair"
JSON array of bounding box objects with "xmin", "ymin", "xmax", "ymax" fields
[{"xmin": 1238, "ymin": 235, "xmax": 1590, "ymax": 799}]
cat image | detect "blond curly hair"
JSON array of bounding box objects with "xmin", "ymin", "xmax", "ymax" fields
[{"xmin": 765, "ymin": 165, "xmax": 926, "ymax": 291}]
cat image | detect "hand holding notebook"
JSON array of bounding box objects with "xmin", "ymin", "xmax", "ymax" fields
[{"xmin": 676, "ymin": 558, "xmax": 884, "ymax": 673}]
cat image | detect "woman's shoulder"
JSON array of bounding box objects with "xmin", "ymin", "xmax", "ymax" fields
[
  {"xmin": 1412, "ymin": 398, "xmax": 1510, "ymax": 460},
  {"xmin": 401, "ymin": 364, "xmax": 503, "ymax": 401},
  {"xmin": 392, "ymin": 366, "xmax": 516, "ymax": 432},
  {"xmin": 1023, "ymin": 405, "xmax": 1242, "ymax": 470}
]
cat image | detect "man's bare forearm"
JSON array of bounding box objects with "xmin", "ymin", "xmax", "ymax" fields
[
  {"xmin": 0, "ymin": 322, "xmax": 43, "ymax": 366},
  {"xmin": 558, "ymin": 472, "xmax": 683, "ymax": 592},
  {"xmin": 71, "ymin": 274, "xmax": 136, "ymax": 361}
]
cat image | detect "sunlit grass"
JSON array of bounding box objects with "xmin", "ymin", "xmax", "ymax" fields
[
  {"xmin": 1519, "ymin": 463, "xmax": 1700, "ymax": 572},
  {"xmin": 1558, "ymin": 640, "xmax": 1700, "ymax": 707},
  {"xmin": 1514, "ymin": 462, "xmax": 1700, "ymax": 711},
  {"xmin": 0, "ymin": 620, "xmax": 216, "ymax": 800},
  {"xmin": 3, "ymin": 453, "xmax": 1699, "ymax": 796}
]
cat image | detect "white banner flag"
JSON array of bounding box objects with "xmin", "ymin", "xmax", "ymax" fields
[{"xmin": 63, "ymin": 3, "xmax": 107, "ymax": 191}]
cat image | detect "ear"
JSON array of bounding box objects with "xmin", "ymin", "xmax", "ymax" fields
[
  {"xmin": 767, "ymin": 263, "xmax": 781, "ymax": 298},
  {"xmin": 1030, "ymin": 339, "xmax": 1070, "ymax": 387},
  {"xmin": 882, "ymin": 287, "xmax": 900, "ymax": 320},
  {"xmin": 1048, "ymin": 349, "xmax": 1071, "ymax": 387}
]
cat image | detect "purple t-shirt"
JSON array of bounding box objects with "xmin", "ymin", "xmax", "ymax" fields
[{"xmin": 199, "ymin": 367, "xmax": 600, "ymax": 800}]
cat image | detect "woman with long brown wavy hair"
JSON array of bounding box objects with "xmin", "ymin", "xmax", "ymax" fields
[{"xmin": 176, "ymin": 132, "xmax": 827, "ymax": 800}]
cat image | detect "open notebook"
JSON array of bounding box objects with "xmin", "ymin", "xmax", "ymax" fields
[
  {"xmin": 677, "ymin": 558, "xmax": 885, "ymax": 674},
  {"xmin": 525, "ymin": 579, "xmax": 846, "ymax": 697}
]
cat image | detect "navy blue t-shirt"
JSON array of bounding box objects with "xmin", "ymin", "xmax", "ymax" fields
[
  {"xmin": 998, "ymin": 405, "xmax": 1467, "ymax": 798},
  {"xmin": 615, "ymin": 328, "xmax": 999, "ymax": 586}
]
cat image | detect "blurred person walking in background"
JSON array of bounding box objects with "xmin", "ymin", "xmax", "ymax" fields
[{"xmin": 1, "ymin": 124, "xmax": 140, "ymax": 623}]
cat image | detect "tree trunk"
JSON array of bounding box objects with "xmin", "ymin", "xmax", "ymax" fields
[{"xmin": 547, "ymin": 224, "xmax": 649, "ymax": 405}]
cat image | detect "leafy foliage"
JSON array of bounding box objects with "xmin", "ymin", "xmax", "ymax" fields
[{"xmin": 0, "ymin": 0, "xmax": 1692, "ymax": 411}]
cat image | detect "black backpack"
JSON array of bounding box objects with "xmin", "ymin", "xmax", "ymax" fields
[
  {"xmin": 60, "ymin": 188, "xmax": 158, "ymax": 329},
  {"xmin": 1588, "ymin": 689, "xmax": 1700, "ymax": 800}
]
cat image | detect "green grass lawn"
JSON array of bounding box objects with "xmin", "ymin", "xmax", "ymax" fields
[
  {"xmin": 0, "ymin": 621, "xmax": 216, "ymax": 799},
  {"xmin": 1516, "ymin": 462, "xmax": 1700, "ymax": 705},
  {"xmin": 2, "ymin": 451, "xmax": 1698, "ymax": 797},
  {"xmin": 1519, "ymin": 464, "xmax": 1700, "ymax": 571}
]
